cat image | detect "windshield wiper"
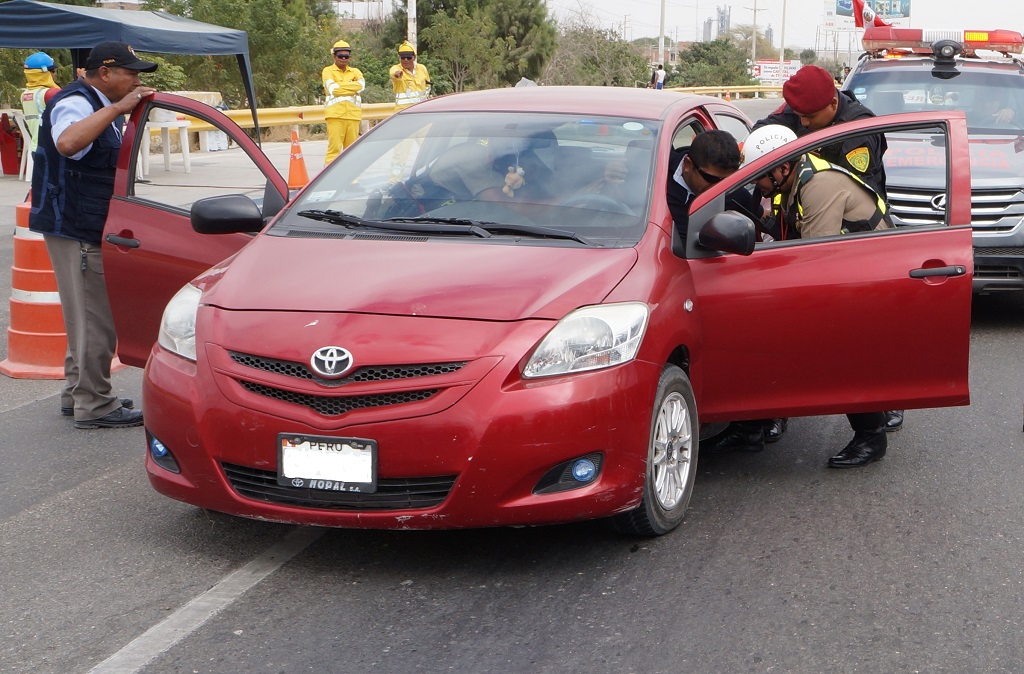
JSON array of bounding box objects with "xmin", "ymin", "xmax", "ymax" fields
[
  {"xmin": 390, "ymin": 217, "xmax": 593, "ymax": 245},
  {"xmin": 297, "ymin": 210, "xmax": 492, "ymax": 238}
]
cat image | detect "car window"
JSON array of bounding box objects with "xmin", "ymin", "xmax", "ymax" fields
[
  {"xmin": 848, "ymin": 68, "xmax": 1024, "ymax": 132},
  {"xmin": 671, "ymin": 121, "xmax": 705, "ymax": 150},
  {"xmin": 129, "ymin": 102, "xmax": 282, "ymax": 216},
  {"xmin": 282, "ymin": 111, "xmax": 661, "ymax": 246},
  {"xmin": 711, "ymin": 113, "xmax": 751, "ymax": 143}
]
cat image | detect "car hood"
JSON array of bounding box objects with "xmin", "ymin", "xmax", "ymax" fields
[
  {"xmin": 884, "ymin": 133, "xmax": 1024, "ymax": 185},
  {"xmin": 199, "ymin": 237, "xmax": 638, "ymax": 321}
]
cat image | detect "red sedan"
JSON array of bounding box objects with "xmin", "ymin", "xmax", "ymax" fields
[{"xmin": 103, "ymin": 87, "xmax": 973, "ymax": 535}]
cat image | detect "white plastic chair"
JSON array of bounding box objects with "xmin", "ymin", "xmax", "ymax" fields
[{"xmin": 13, "ymin": 113, "xmax": 33, "ymax": 182}]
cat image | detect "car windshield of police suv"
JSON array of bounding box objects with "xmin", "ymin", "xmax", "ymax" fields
[
  {"xmin": 279, "ymin": 112, "xmax": 656, "ymax": 246},
  {"xmin": 843, "ymin": 27, "xmax": 1024, "ymax": 292}
]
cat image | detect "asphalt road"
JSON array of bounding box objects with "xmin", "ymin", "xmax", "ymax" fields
[{"xmin": 3, "ymin": 97, "xmax": 1024, "ymax": 674}]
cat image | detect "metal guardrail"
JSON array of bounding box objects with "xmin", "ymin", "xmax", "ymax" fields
[{"xmin": 172, "ymin": 86, "xmax": 785, "ymax": 135}]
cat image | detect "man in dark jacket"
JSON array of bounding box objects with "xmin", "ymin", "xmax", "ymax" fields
[
  {"xmin": 30, "ymin": 42, "xmax": 155, "ymax": 429},
  {"xmin": 753, "ymin": 64, "xmax": 888, "ymax": 200},
  {"xmin": 666, "ymin": 129, "xmax": 757, "ymax": 241}
]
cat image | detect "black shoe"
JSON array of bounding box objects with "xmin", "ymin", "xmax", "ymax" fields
[
  {"xmin": 703, "ymin": 423, "xmax": 765, "ymax": 453},
  {"xmin": 884, "ymin": 410, "xmax": 904, "ymax": 433},
  {"xmin": 827, "ymin": 430, "xmax": 887, "ymax": 468},
  {"xmin": 63, "ymin": 397, "xmax": 134, "ymax": 417},
  {"xmin": 75, "ymin": 406, "xmax": 144, "ymax": 429},
  {"xmin": 764, "ymin": 418, "xmax": 788, "ymax": 444}
]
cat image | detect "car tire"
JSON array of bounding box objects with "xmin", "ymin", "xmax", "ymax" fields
[{"xmin": 610, "ymin": 364, "xmax": 698, "ymax": 536}]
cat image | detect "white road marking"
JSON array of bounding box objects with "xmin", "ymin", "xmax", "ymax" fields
[{"xmin": 87, "ymin": 526, "xmax": 324, "ymax": 674}]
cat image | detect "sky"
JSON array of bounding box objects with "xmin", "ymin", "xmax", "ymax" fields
[{"xmin": 541, "ymin": 0, "xmax": 1018, "ymax": 56}]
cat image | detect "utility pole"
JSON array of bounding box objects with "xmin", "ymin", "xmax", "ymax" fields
[
  {"xmin": 658, "ymin": 0, "xmax": 666, "ymax": 66},
  {"xmin": 408, "ymin": 0, "xmax": 417, "ymax": 49},
  {"xmin": 747, "ymin": 0, "xmax": 766, "ymax": 64},
  {"xmin": 778, "ymin": 0, "xmax": 786, "ymax": 65}
]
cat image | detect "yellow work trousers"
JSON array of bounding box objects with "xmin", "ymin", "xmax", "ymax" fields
[{"xmin": 325, "ymin": 118, "xmax": 360, "ymax": 165}]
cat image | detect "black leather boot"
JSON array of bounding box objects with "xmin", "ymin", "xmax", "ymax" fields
[
  {"xmin": 827, "ymin": 430, "xmax": 887, "ymax": 468},
  {"xmin": 703, "ymin": 421, "xmax": 765, "ymax": 453},
  {"xmin": 884, "ymin": 410, "xmax": 904, "ymax": 432},
  {"xmin": 764, "ymin": 418, "xmax": 788, "ymax": 443}
]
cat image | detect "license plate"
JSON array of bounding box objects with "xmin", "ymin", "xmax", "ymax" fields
[{"xmin": 277, "ymin": 434, "xmax": 377, "ymax": 493}]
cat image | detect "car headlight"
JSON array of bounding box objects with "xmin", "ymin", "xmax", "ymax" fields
[
  {"xmin": 157, "ymin": 284, "xmax": 201, "ymax": 362},
  {"xmin": 523, "ymin": 302, "xmax": 649, "ymax": 379}
]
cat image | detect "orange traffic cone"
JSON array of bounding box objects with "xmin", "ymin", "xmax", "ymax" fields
[
  {"xmin": 0, "ymin": 198, "xmax": 66, "ymax": 379},
  {"xmin": 287, "ymin": 129, "xmax": 309, "ymax": 189}
]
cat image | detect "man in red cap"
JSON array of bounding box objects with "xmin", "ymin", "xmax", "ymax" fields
[{"xmin": 753, "ymin": 64, "xmax": 887, "ymax": 199}]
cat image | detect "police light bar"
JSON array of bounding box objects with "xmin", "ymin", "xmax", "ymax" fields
[{"xmin": 862, "ymin": 27, "xmax": 1024, "ymax": 56}]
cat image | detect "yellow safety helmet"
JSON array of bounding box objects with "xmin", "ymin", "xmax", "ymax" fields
[
  {"xmin": 332, "ymin": 40, "xmax": 351, "ymax": 54},
  {"xmin": 398, "ymin": 41, "xmax": 416, "ymax": 57}
]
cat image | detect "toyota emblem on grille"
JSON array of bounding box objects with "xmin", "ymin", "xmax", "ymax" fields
[
  {"xmin": 930, "ymin": 193, "xmax": 947, "ymax": 211},
  {"xmin": 310, "ymin": 346, "xmax": 353, "ymax": 379}
]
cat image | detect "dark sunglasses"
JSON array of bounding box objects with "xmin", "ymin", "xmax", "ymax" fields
[
  {"xmin": 334, "ymin": 52, "xmax": 351, "ymax": 59},
  {"xmin": 400, "ymin": 55, "xmax": 414, "ymax": 60},
  {"xmin": 691, "ymin": 161, "xmax": 725, "ymax": 185}
]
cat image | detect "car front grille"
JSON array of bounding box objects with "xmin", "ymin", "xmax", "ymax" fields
[
  {"xmin": 888, "ymin": 187, "xmax": 1024, "ymax": 232},
  {"xmin": 237, "ymin": 380, "xmax": 438, "ymax": 416},
  {"xmin": 222, "ymin": 463, "xmax": 456, "ymax": 510},
  {"xmin": 229, "ymin": 351, "xmax": 467, "ymax": 387}
]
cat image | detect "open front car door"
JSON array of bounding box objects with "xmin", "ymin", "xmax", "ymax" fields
[
  {"xmin": 686, "ymin": 112, "xmax": 972, "ymax": 422},
  {"xmin": 102, "ymin": 93, "xmax": 289, "ymax": 367}
]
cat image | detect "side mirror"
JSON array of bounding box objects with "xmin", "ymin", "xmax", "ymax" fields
[
  {"xmin": 697, "ymin": 211, "xmax": 756, "ymax": 256},
  {"xmin": 191, "ymin": 194, "xmax": 264, "ymax": 234}
]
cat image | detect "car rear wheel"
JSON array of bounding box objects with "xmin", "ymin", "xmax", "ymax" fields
[{"xmin": 610, "ymin": 364, "xmax": 698, "ymax": 536}]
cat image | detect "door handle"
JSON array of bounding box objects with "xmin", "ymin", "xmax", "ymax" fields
[
  {"xmin": 105, "ymin": 234, "xmax": 140, "ymax": 248},
  {"xmin": 909, "ymin": 265, "xmax": 966, "ymax": 279}
]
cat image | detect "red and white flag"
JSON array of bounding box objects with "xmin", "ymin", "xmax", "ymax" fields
[{"xmin": 852, "ymin": 0, "xmax": 891, "ymax": 28}]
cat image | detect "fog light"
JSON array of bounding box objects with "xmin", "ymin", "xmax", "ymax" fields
[
  {"xmin": 149, "ymin": 435, "xmax": 180, "ymax": 474},
  {"xmin": 571, "ymin": 458, "xmax": 597, "ymax": 483}
]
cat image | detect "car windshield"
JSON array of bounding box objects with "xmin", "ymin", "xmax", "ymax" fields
[
  {"xmin": 276, "ymin": 111, "xmax": 659, "ymax": 247},
  {"xmin": 848, "ymin": 66, "xmax": 1024, "ymax": 134}
]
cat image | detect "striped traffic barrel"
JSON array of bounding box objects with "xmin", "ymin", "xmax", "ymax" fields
[{"xmin": 0, "ymin": 198, "xmax": 66, "ymax": 379}]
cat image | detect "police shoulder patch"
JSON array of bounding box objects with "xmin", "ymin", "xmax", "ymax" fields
[{"xmin": 845, "ymin": 147, "xmax": 870, "ymax": 173}]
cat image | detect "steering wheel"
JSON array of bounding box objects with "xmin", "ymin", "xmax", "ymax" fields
[{"xmin": 559, "ymin": 193, "xmax": 635, "ymax": 216}]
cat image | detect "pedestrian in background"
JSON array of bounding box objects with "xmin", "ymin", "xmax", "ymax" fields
[
  {"xmin": 655, "ymin": 64, "xmax": 666, "ymax": 90},
  {"xmin": 322, "ymin": 39, "xmax": 364, "ymax": 165},
  {"xmin": 20, "ymin": 52, "xmax": 61, "ymax": 153},
  {"xmin": 29, "ymin": 41, "xmax": 153, "ymax": 429}
]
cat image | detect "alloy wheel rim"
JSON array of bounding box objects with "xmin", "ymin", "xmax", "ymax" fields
[{"xmin": 652, "ymin": 391, "xmax": 692, "ymax": 510}]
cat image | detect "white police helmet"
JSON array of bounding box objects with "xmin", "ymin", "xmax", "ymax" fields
[{"xmin": 740, "ymin": 124, "xmax": 797, "ymax": 168}]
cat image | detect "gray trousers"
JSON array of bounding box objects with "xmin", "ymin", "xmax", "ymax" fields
[{"xmin": 44, "ymin": 234, "xmax": 120, "ymax": 422}]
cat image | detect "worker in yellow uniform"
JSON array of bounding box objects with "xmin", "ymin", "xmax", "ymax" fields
[
  {"xmin": 387, "ymin": 41, "xmax": 431, "ymax": 182},
  {"xmin": 389, "ymin": 41, "xmax": 431, "ymax": 110},
  {"xmin": 20, "ymin": 52, "xmax": 61, "ymax": 153},
  {"xmin": 321, "ymin": 40, "xmax": 364, "ymax": 165}
]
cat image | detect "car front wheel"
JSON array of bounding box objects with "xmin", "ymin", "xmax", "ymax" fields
[{"xmin": 611, "ymin": 364, "xmax": 698, "ymax": 536}]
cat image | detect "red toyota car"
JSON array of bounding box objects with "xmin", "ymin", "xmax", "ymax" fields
[{"xmin": 103, "ymin": 87, "xmax": 973, "ymax": 535}]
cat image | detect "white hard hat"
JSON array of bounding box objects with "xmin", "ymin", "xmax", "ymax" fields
[{"xmin": 740, "ymin": 124, "xmax": 797, "ymax": 168}]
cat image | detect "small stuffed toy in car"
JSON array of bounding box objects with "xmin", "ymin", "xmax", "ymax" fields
[{"xmin": 503, "ymin": 165, "xmax": 525, "ymax": 197}]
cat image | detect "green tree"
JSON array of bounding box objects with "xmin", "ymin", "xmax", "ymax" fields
[
  {"xmin": 420, "ymin": 7, "xmax": 504, "ymax": 92},
  {"xmin": 486, "ymin": 0, "xmax": 556, "ymax": 85},
  {"xmin": 542, "ymin": 8, "xmax": 648, "ymax": 87},
  {"xmin": 799, "ymin": 48, "xmax": 817, "ymax": 65},
  {"xmin": 673, "ymin": 39, "xmax": 756, "ymax": 87},
  {"xmin": 729, "ymin": 24, "xmax": 778, "ymax": 63}
]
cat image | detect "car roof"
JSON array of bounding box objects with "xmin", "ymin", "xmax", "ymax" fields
[{"xmin": 405, "ymin": 86, "xmax": 730, "ymax": 121}]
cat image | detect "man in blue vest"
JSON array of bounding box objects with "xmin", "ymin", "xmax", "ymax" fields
[{"xmin": 29, "ymin": 42, "xmax": 156, "ymax": 429}]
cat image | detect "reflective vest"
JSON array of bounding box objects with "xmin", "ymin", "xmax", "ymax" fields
[
  {"xmin": 20, "ymin": 87, "xmax": 48, "ymax": 152},
  {"xmin": 791, "ymin": 154, "xmax": 892, "ymax": 234},
  {"xmin": 29, "ymin": 81, "xmax": 121, "ymax": 244},
  {"xmin": 322, "ymin": 64, "xmax": 364, "ymax": 121},
  {"xmin": 390, "ymin": 62, "xmax": 430, "ymax": 109}
]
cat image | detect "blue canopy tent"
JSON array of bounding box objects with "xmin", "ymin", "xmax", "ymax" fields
[{"xmin": 0, "ymin": 0, "xmax": 261, "ymax": 135}]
